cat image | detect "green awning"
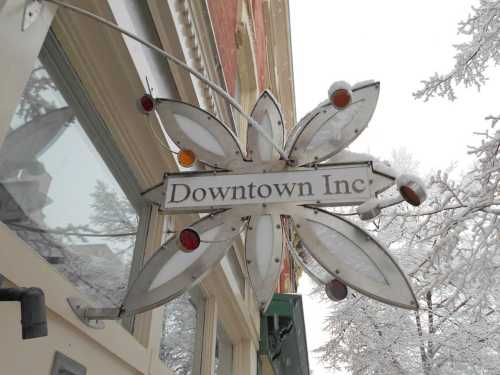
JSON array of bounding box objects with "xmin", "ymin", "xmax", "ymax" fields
[{"xmin": 260, "ymin": 293, "xmax": 310, "ymax": 375}]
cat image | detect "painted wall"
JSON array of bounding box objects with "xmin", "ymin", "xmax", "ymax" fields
[{"xmin": 207, "ymin": 0, "xmax": 267, "ymax": 96}]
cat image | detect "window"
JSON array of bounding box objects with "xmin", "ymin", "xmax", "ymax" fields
[
  {"xmin": 215, "ymin": 322, "xmax": 233, "ymax": 375},
  {"xmin": 159, "ymin": 289, "xmax": 205, "ymax": 375},
  {"xmin": 225, "ymin": 246, "xmax": 246, "ymax": 298},
  {"xmin": 0, "ymin": 39, "xmax": 144, "ymax": 308}
]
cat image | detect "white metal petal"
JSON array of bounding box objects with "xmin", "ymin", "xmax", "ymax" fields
[
  {"xmin": 286, "ymin": 81, "xmax": 380, "ymax": 166},
  {"xmin": 287, "ymin": 236, "xmax": 332, "ymax": 286},
  {"xmin": 245, "ymin": 213, "xmax": 283, "ymax": 311},
  {"xmin": 123, "ymin": 209, "xmax": 242, "ymax": 314},
  {"xmin": 247, "ymin": 90, "xmax": 285, "ymax": 162},
  {"xmin": 156, "ymin": 99, "xmax": 245, "ymax": 169},
  {"xmin": 290, "ymin": 206, "xmax": 418, "ymax": 309}
]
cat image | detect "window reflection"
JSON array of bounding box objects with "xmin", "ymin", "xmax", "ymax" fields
[
  {"xmin": 160, "ymin": 290, "xmax": 204, "ymax": 375},
  {"xmin": 0, "ymin": 59, "xmax": 138, "ymax": 307}
]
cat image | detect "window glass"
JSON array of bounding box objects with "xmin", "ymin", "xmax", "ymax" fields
[
  {"xmin": 160, "ymin": 289, "xmax": 205, "ymax": 375},
  {"xmin": 0, "ymin": 58, "xmax": 138, "ymax": 307},
  {"xmin": 215, "ymin": 322, "xmax": 233, "ymax": 375}
]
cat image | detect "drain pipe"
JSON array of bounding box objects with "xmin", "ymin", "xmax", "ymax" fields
[{"xmin": 0, "ymin": 286, "xmax": 48, "ymax": 339}]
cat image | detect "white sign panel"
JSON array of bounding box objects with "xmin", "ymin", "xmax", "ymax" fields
[{"xmin": 164, "ymin": 164, "xmax": 374, "ymax": 212}]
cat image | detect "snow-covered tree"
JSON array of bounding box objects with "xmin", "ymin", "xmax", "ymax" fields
[
  {"xmin": 317, "ymin": 2, "xmax": 500, "ymax": 372},
  {"xmin": 316, "ymin": 126, "xmax": 500, "ymax": 374}
]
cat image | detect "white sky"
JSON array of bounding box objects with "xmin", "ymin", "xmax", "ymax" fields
[{"xmin": 290, "ymin": 1, "xmax": 500, "ymax": 374}]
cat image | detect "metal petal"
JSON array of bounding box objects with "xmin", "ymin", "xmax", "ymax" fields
[
  {"xmin": 245, "ymin": 213, "xmax": 283, "ymax": 311},
  {"xmin": 286, "ymin": 81, "xmax": 380, "ymax": 166},
  {"xmin": 290, "ymin": 206, "xmax": 418, "ymax": 309},
  {"xmin": 287, "ymin": 233, "xmax": 332, "ymax": 286},
  {"xmin": 247, "ymin": 90, "xmax": 285, "ymax": 162},
  {"xmin": 156, "ymin": 99, "xmax": 245, "ymax": 169},
  {"xmin": 122, "ymin": 209, "xmax": 242, "ymax": 314}
]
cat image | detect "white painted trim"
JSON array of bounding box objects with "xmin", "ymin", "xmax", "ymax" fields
[{"xmin": 0, "ymin": 223, "xmax": 149, "ymax": 373}]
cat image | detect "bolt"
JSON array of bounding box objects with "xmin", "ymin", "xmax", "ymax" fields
[
  {"xmin": 276, "ymin": 224, "xmax": 281, "ymax": 229},
  {"xmin": 262, "ymin": 203, "xmax": 267, "ymax": 208},
  {"xmin": 274, "ymin": 258, "xmax": 280, "ymax": 263}
]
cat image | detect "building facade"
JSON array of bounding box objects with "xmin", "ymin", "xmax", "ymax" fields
[{"xmin": 0, "ymin": 1, "xmax": 304, "ymax": 374}]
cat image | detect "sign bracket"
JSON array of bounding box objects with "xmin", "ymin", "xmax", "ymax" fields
[{"xmin": 67, "ymin": 298, "xmax": 122, "ymax": 329}]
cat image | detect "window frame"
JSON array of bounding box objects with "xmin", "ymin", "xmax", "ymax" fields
[{"xmin": 3, "ymin": 30, "xmax": 153, "ymax": 332}]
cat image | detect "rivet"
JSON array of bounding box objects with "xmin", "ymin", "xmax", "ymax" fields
[
  {"xmin": 276, "ymin": 224, "xmax": 281, "ymax": 229},
  {"xmin": 247, "ymin": 260, "xmax": 252, "ymax": 264},
  {"xmin": 335, "ymin": 269, "xmax": 340, "ymax": 274},
  {"xmin": 296, "ymin": 224, "xmax": 301, "ymax": 228},
  {"xmin": 262, "ymin": 203, "xmax": 267, "ymax": 208},
  {"xmin": 369, "ymin": 179, "xmax": 373, "ymax": 185},
  {"xmin": 248, "ymin": 226, "xmax": 253, "ymax": 230},
  {"xmin": 274, "ymin": 258, "xmax": 280, "ymax": 263}
]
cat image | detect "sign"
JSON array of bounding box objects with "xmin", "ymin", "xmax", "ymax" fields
[{"xmin": 164, "ymin": 164, "xmax": 379, "ymax": 213}]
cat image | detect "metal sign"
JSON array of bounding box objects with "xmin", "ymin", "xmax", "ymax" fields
[
  {"xmin": 163, "ymin": 163, "xmax": 386, "ymax": 213},
  {"xmin": 68, "ymin": 80, "xmax": 428, "ymax": 329}
]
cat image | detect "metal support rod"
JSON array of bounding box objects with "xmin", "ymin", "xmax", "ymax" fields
[
  {"xmin": 379, "ymin": 195, "xmax": 404, "ymax": 209},
  {"xmin": 45, "ymin": 0, "xmax": 289, "ymax": 161}
]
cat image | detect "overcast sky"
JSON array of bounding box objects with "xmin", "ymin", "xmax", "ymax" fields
[{"xmin": 290, "ymin": 1, "xmax": 500, "ymax": 374}]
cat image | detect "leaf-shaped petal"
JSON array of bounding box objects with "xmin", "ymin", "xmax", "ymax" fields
[
  {"xmin": 245, "ymin": 213, "xmax": 283, "ymax": 311},
  {"xmin": 288, "ymin": 236, "xmax": 332, "ymax": 286},
  {"xmin": 156, "ymin": 99, "xmax": 245, "ymax": 169},
  {"xmin": 286, "ymin": 81, "xmax": 380, "ymax": 166},
  {"xmin": 123, "ymin": 209, "xmax": 241, "ymax": 314},
  {"xmin": 0, "ymin": 106, "xmax": 74, "ymax": 171},
  {"xmin": 290, "ymin": 206, "xmax": 418, "ymax": 309},
  {"xmin": 247, "ymin": 90, "xmax": 285, "ymax": 162}
]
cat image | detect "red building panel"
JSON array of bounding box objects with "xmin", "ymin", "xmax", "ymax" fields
[{"xmin": 207, "ymin": 0, "xmax": 267, "ymax": 95}]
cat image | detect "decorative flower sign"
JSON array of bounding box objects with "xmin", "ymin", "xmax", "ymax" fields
[{"xmin": 119, "ymin": 80, "xmax": 427, "ymax": 316}]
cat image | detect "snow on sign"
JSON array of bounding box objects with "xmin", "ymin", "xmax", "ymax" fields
[
  {"xmin": 69, "ymin": 81, "xmax": 428, "ymax": 328},
  {"xmin": 131, "ymin": 81, "xmax": 426, "ymax": 314},
  {"xmin": 162, "ymin": 163, "xmax": 390, "ymax": 212}
]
